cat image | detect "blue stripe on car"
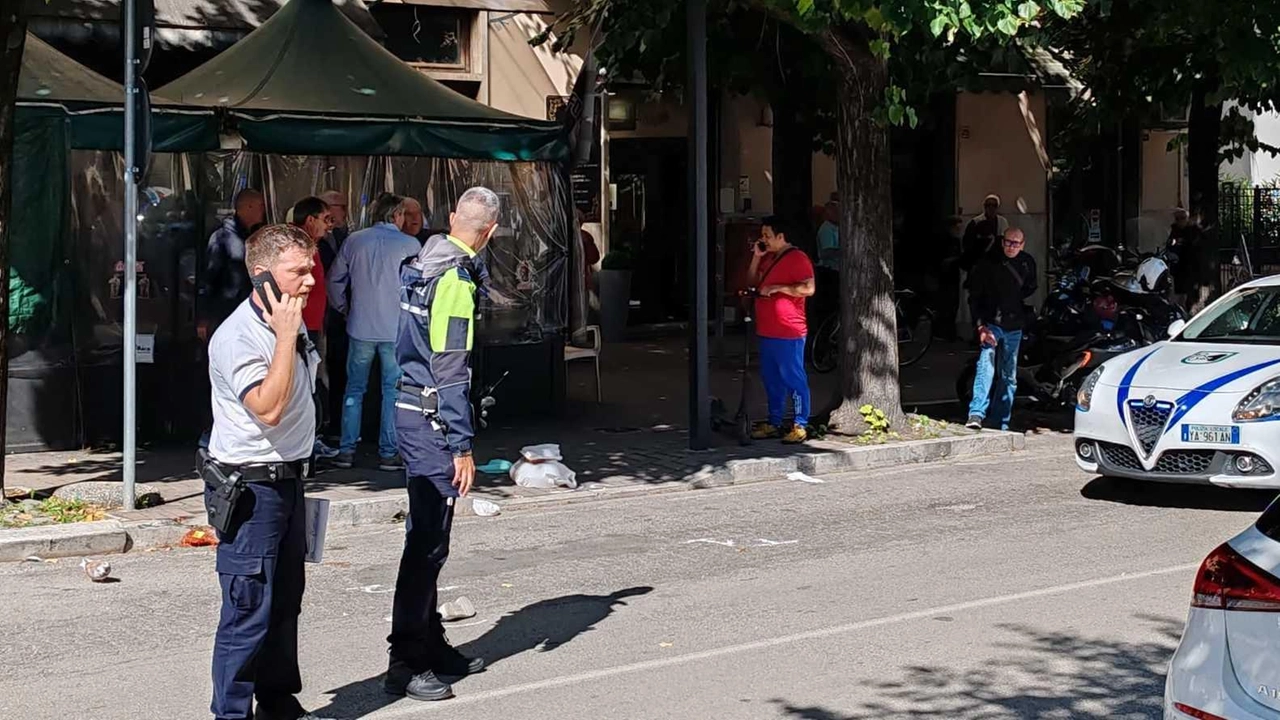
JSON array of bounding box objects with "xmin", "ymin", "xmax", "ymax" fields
[
  {"xmin": 1116, "ymin": 348, "xmax": 1160, "ymax": 428},
  {"xmin": 1162, "ymin": 358, "xmax": 1280, "ymax": 433}
]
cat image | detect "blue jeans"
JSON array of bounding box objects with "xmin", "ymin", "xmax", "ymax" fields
[
  {"xmin": 341, "ymin": 339, "xmax": 400, "ymax": 458},
  {"xmin": 758, "ymin": 336, "xmax": 810, "ymax": 427},
  {"xmin": 968, "ymin": 326, "xmax": 1022, "ymax": 430}
]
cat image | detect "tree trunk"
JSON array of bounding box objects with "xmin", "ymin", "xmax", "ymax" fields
[
  {"xmin": 0, "ymin": 10, "xmax": 26, "ymax": 498},
  {"xmin": 820, "ymin": 28, "xmax": 905, "ymax": 433}
]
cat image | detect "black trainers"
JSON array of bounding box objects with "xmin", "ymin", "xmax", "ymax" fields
[
  {"xmin": 332, "ymin": 451, "xmax": 355, "ymax": 469},
  {"xmin": 965, "ymin": 415, "xmax": 983, "ymax": 431},
  {"xmin": 378, "ymin": 453, "xmax": 406, "ymax": 472},
  {"xmin": 384, "ymin": 659, "xmax": 454, "ymax": 701}
]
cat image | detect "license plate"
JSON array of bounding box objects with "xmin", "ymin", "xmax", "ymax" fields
[{"xmin": 1181, "ymin": 424, "xmax": 1240, "ymax": 444}]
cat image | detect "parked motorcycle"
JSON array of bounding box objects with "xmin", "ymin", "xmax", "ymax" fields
[{"xmin": 954, "ymin": 287, "xmax": 1186, "ymax": 410}]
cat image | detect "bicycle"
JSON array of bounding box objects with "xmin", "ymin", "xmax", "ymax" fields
[
  {"xmin": 1221, "ymin": 231, "xmax": 1256, "ymax": 294},
  {"xmin": 806, "ymin": 289, "xmax": 935, "ymax": 374}
]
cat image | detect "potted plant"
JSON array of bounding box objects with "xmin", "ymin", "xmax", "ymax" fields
[{"xmin": 597, "ymin": 245, "xmax": 634, "ymax": 343}]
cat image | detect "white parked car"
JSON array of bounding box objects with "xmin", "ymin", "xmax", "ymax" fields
[
  {"xmin": 1074, "ymin": 277, "xmax": 1280, "ymax": 489},
  {"xmin": 1165, "ymin": 506, "xmax": 1280, "ymax": 719}
]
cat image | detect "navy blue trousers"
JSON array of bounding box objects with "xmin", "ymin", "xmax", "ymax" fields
[
  {"xmin": 389, "ymin": 409, "xmax": 458, "ymax": 665},
  {"xmin": 207, "ymin": 478, "xmax": 306, "ymax": 720}
]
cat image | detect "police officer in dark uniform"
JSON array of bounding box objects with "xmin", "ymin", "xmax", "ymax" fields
[
  {"xmin": 383, "ymin": 187, "xmax": 501, "ymax": 701},
  {"xmin": 202, "ymin": 223, "xmax": 331, "ymax": 720}
]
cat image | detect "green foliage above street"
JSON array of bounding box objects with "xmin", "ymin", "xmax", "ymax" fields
[{"xmin": 1042, "ymin": 0, "xmax": 1280, "ymax": 161}]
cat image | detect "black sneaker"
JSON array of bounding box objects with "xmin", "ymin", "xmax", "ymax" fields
[
  {"xmin": 965, "ymin": 415, "xmax": 983, "ymax": 431},
  {"xmin": 384, "ymin": 660, "xmax": 454, "ymax": 701},
  {"xmin": 378, "ymin": 453, "xmax": 406, "ymax": 472},
  {"xmin": 332, "ymin": 451, "xmax": 355, "ymax": 469}
]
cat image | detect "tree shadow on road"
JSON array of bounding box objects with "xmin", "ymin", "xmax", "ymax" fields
[
  {"xmin": 309, "ymin": 586, "xmax": 654, "ymax": 719},
  {"xmin": 1082, "ymin": 476, "xmax": 1277, "ymax": 513},
  {"xmin": 771, "ymin": 614, "xmax": 1183, "ymax": 719}
]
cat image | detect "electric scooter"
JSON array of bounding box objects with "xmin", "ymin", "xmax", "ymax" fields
[{"xmin": 711, "ymin": 288, "xmax": 759, "ymax": 445}]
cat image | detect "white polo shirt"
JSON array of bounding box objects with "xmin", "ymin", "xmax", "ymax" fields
[{"xmin": 208, "ymin": 299, "xmax": 318, "ymax": 465}]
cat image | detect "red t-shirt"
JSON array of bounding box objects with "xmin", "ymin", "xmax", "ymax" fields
[
  {"xmin": 754, "ymin": 248, "xmax": 814, "ymax": 339},
  {"xmin": 302, "ymin": 250, "xmax": 327, "ymax": 332}
]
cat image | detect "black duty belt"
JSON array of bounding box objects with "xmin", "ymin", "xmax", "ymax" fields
[
  {"xmin": 396, "ymin": 379, "xmax": 440, "ymax": 413},
  {"xmin": 209, "ymin": 459, "xmax": 306, "ymax": 482}
]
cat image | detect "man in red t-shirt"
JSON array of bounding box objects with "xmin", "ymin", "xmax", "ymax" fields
[
  {"xmin": 291, "ymin": 196, "xmax": 339, "ymax": 459},
  {"xmin": 747, "ymin": 216, "xmax": 816, "ymax": 443}
]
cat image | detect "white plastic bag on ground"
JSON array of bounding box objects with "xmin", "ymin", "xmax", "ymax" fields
[
  {"xmin": 510, "ymin": 458, "xmax": 578, "ymax": 489},
  {"xmin": 519, "ymin": 444, "xmax": 563, "ymax": 462}
]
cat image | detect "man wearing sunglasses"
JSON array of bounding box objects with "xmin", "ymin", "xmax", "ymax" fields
[{"xmin": 965, "ymin": 227, "xmax": 1036, "ymax": 431}]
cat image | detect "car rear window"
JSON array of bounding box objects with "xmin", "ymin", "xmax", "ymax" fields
[{"xmin": 1256, "ymin": 501, "xmax": 1280, "ymax": 541}]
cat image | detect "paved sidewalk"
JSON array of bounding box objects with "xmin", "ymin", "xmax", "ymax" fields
[{"xmin": 1, "ymin": 338, "xmax": 999, "ymax": 558}]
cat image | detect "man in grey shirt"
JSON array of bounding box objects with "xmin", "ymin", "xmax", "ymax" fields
[
  {"xmin": 327, "ymin": 193, "xmax": 421, "ymax": 470},
  {"xmin": 204, "ymin": 223, "xmax": 330, "ymax": 720}
]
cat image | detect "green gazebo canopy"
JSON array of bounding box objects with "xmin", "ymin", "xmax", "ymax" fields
[
  {"xmin": 157, "ymin": 0, "xmax": 568, "ymax": 161},
  {"xmin": 17, "ymin": 32, "xmax": 218, "ymax": 151}
]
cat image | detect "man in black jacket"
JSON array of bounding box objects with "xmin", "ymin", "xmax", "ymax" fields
[{"xmin": 965, "ymin": 227, "xmax": 1036, "ymax": 431}]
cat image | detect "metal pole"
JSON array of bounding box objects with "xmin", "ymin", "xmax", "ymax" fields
[
  {"xmin": 122, "ymin": 0, "xmax": 138, "ymax": 510},
  {"xmin": 687, "ymin": 0, "xmax": 710, "ymax": 450}
]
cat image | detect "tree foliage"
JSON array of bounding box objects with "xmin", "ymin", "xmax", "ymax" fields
[{"xmin": 1045, "ymin": 0, "xmax": 1280, "ymax": 157}]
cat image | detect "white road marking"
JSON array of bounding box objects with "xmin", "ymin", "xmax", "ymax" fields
[
  {"xmin": 367, "ymin": 561, "xmax": 1199, "ymax": 716},
  {"xmin": 349, "ymin": 584, "xmax": 395, "ymax": 594},
  {"xmin": 682, "ymin": 538, "xmax": 800, "ymax": 548}
]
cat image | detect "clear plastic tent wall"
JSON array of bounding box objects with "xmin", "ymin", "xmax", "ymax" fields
[
  {"xmin": 202, "ymin": 152, "xmax": 572, "ymax": 344},
  {"xmin": 8, "ymin": 149, "xmax": 206, "ymax": 450}
]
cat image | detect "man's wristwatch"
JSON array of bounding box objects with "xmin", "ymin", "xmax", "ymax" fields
[{"xmin": 453, "ymin": 450, "xmax": 473, "ymax": 459}]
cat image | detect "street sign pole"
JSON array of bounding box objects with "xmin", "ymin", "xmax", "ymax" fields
[{"xmin": 122, "ymin": 0, "xmax": 138, "ymax": 510}]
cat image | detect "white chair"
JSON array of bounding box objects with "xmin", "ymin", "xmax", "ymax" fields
[{"xmin": 565, "ymin": 325, "xmax": 602, "ymax": 402}]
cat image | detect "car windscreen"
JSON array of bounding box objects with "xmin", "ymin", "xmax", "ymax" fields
[{"xmin": 1178, "ymin": 286, "xmax": 1280, "ymax": 344}]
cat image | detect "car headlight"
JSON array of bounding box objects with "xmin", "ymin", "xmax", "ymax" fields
[
  {"xmin": 1234, "ymin": 377, "xmax": 1280, "ymax": 422},
  {"xmin": 1077, "ymin": 365, "xmax": 1105, "ymax": 411}
]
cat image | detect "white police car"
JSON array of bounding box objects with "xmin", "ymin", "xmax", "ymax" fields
[{"xmin": 1074, "ymin": 276, "xmax": 1280, "ymax": 488}]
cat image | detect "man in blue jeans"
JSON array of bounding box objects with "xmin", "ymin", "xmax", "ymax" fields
[
  {"xmin": 966, "ymin": 227, "xmax": 1036, "ymax": 431},
  {"xmin": 327, "ymin": 193, "xmax": 422, "ymax": 470}
]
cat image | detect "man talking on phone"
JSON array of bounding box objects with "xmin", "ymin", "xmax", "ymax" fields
[
  {"xmin": 383, "ymin": 187, "xmax": 499, "ymax": 701},
  {"xmin": 747, "ymin": 216, "xmax": 816, "ymax": 445},
  {"xmin": 203, "ymin": 224, "xmax": 330, "ymax": 720},
  {"xmin": 965, "ymin": 227, "xmax": 1036, "ymax": 431}
]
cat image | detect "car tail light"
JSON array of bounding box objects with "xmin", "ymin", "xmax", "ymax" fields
[
  {"xmin": 1191, "ymin": 543, "xmax": 1280, "ymax": 611},
  {"xmin": 1172, "ymin": 702, "xmax": 1227, "ymax": 720}
]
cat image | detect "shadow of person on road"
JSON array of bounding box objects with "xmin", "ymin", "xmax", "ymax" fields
[
  {"xmin": 459, "ymin": 586, "xmax": 655, "ymax": 668},
  {"xmin": 1082, "ymin": 476, "xmax": 1277, "ymax": 513},
  {"xmin": 308, "ymin": 586, "xmax": 654, "ymax": 719}
]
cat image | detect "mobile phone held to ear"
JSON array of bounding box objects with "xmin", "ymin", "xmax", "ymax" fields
[{"xmin": 251, "ymin": 271, "xmax": 282, "ymax": 309}]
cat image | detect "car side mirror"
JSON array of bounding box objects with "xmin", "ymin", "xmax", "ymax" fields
[{"xmin": 1167, "ymin": 319, "xmax": 1187, "ymax": 338}]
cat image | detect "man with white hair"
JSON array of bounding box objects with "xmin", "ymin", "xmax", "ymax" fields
[
  {"xmin": 326, "ymin": 193, "xmax": 421, "ymax": 471},
  {"xmin": 960, "ymin": 193, "xmax": 1010, "ymax": 272},
  {"xmin": 383, "ymin": 187, "xmax": 500, "ymax": 702}
]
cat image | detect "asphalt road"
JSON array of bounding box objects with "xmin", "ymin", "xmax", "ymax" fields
[{"xmin": 2, "ymin": 433, "xmax": 1275, "ymax": 720}]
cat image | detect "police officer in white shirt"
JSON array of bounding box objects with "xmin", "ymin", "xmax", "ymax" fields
[{"xmin": 202, "ymin": 223, "xmax": 332, "ymax": 720}]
